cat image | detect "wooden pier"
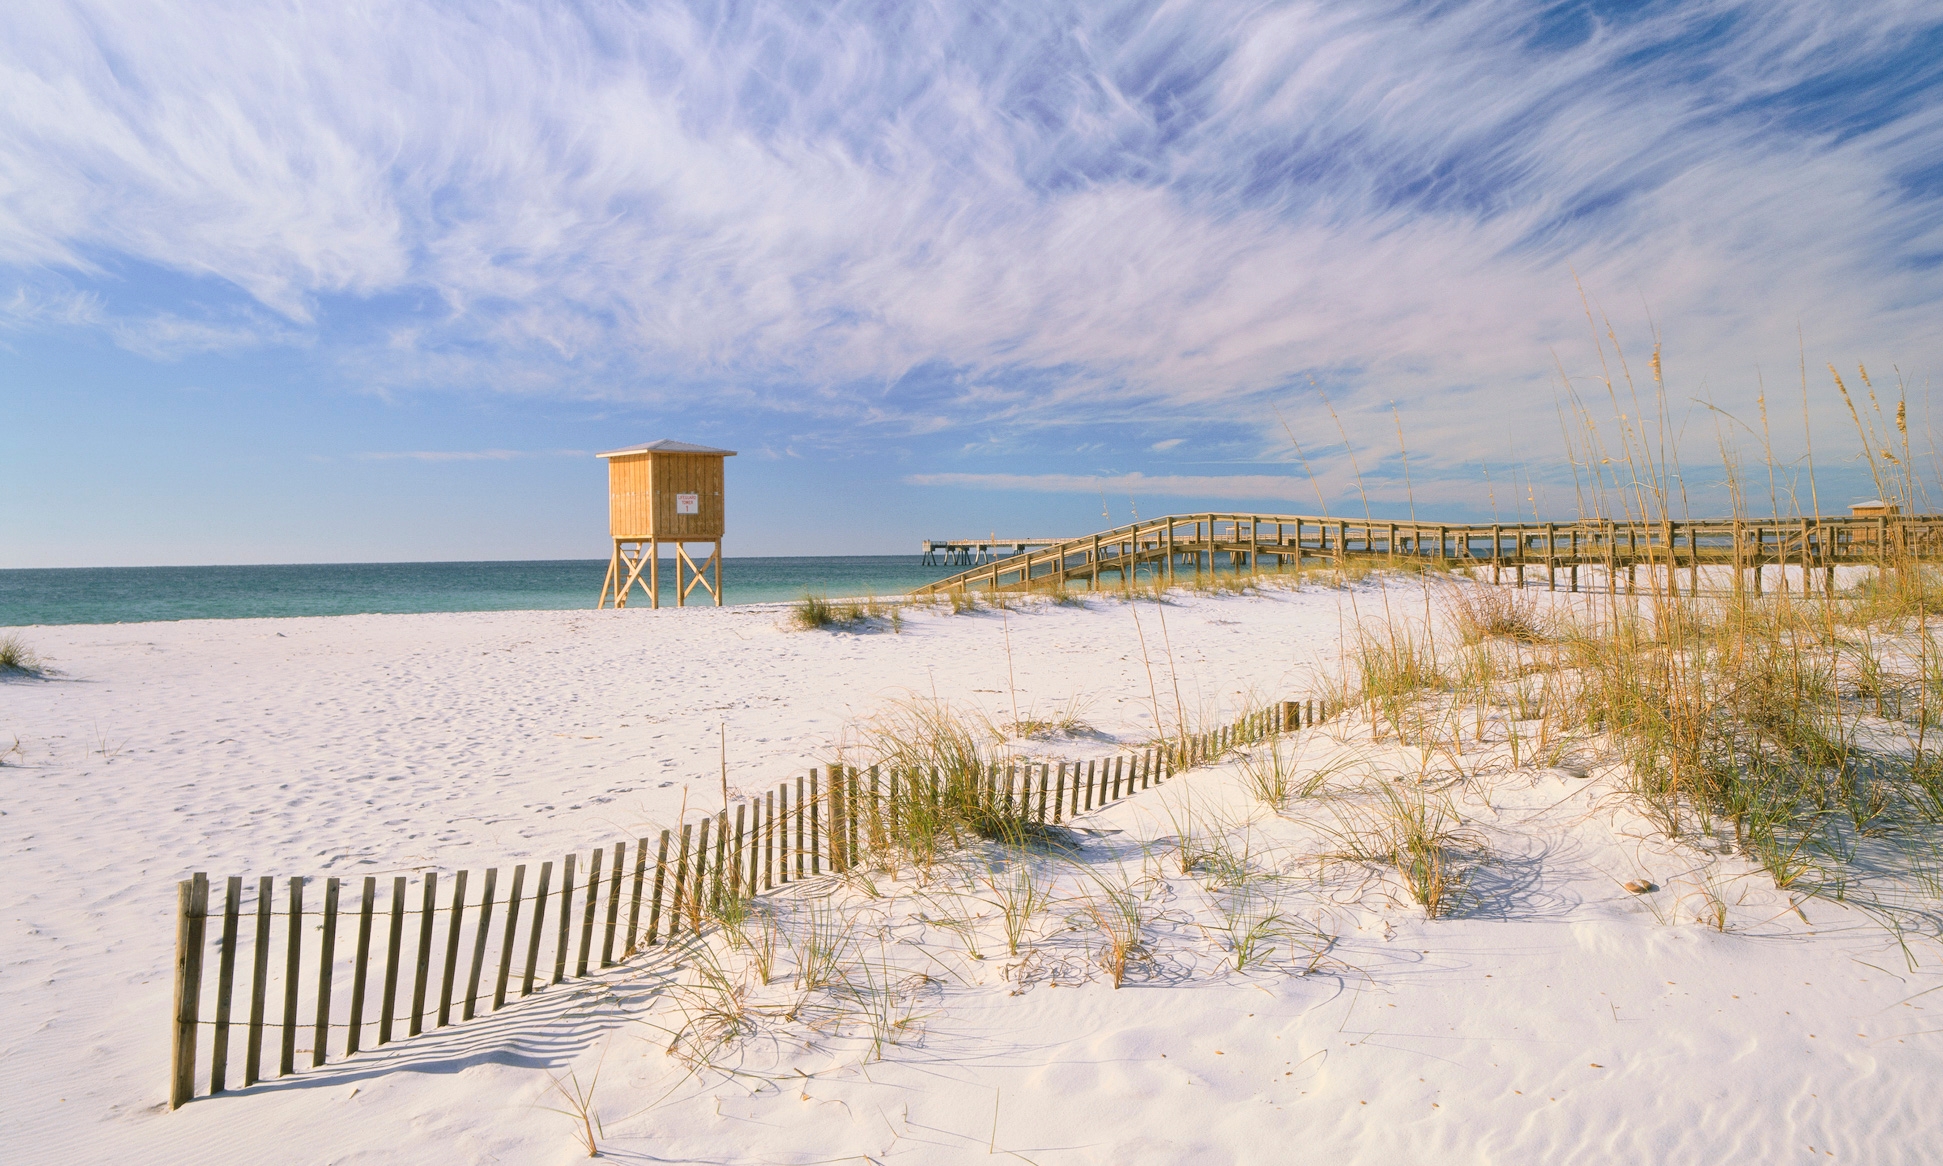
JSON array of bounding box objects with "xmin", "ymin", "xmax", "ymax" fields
[
  {"xmin": 910, "ymin": 512, "xmax": 1943, "ymax": 597},
  {"xmin": 920, "ymin": 536, "xmax": 1082, "ymax": 566}
]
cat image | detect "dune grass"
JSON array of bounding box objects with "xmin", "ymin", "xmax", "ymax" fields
[
  {"xmin": 0, "ymin": 634, "xmax": 40, "ymax": 674},
  {"xmin": 792, "ymin": 593, "xmax": 902, "ymax": 632}
]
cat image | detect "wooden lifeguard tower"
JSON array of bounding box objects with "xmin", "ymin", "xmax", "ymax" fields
[{"xmin": 595, "ymin": 439, "xmax": 735, "ymax": 608}]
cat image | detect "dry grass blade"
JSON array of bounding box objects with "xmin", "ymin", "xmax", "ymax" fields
[
  {"xmin": 1211, "ymin": 885, "xmax": 1299, "ymax": 972},
  {"xmin": 662, "ymin": 938, "xmax": 761, "ymax": 1067},
  {"xmin": 794, "ymin": 593, "xmax": 901, "ymax": 632},
  {"xmin": 1443, "ymin": 584, "xmax": 1553, "ymax": 644},
  {"xmin": 536, "ymin": 1051, "xmax": 606, "ymax": 1158},
  {"xmin": 0, "ymin": 634, "xmax": 41, "ymax": 674},
  {"xmin": 979, "ymin": 861, "xmax": 1048, "ymax": 957},
  {"xmin": 1075, "ymin": 866, "xmax": 1149, "ymax": 987},
  {"xmin": 1323, "ymin": 785, "xmax": 1480, "ymax": 919},
  {"xmin": 790, "ymin": 900, "xmax": 854, "ymax": 991},
  {"xmin": 1236, "ymin": 737, "xmax": 1335, "ymax": 809},
  {"xmin": 1004, "ymin": 693, "xmax": 1096, "ymax": 739}
]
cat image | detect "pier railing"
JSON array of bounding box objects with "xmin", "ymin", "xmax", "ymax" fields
[
  {"xmin": 166, "ymin": 696, "xmax": 1335, "ymax": 1108},
  {"xmin": 909, "ymin": 512, "xmax": 1943, "ymax": 597}
]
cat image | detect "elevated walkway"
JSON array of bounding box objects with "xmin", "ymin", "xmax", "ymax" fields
[{"xmin": 909, "ymin": 512, "xmax": 1943, "ymax": 597}]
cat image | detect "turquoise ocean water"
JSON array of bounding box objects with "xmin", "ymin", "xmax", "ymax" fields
[{"xmin": 0, "ymin": 557, "xmax": 965, "ymax": 627}]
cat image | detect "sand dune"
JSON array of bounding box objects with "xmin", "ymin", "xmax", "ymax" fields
[{"xmin": 2, "ymin": 584, "xmax": 1937, "ymax": 1163}]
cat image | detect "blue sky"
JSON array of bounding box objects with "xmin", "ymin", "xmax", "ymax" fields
[{"xmin": 4, "ymin": 0, "xmax": 1941, "ymax": 566}]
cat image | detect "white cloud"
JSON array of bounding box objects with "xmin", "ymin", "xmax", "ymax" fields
[
  {"xmin": 350, "ymin": 449, "xmax": 589, "ymax": 462},
  {"xmin": 1, "ymin": 283, "xmax": 100, "ymax": 330},
  {"xmin": 906, "ymin": 470, "xmax": 1317, "ymax": 502},
  {"xmin": 0, "ymin": 0, "xmax": 1938, "ymax": 498}
]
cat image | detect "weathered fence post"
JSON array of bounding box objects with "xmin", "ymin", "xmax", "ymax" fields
[
  {"xmin": 464, "ymin": 868, "xmax": 496, "ymax": 1020},
  {"xmin": 493, "ymin": 863, "xmax": 525, "ymax": 1010},
  {"xmin": 279, "ymin": 877, "xmax": 303, "ymax": 1076},
  {"xmin": 210, "ymin": 875, "xmax": 241, "ymax": 1094},
  {"xmin": 169, "ymin": 873, "xmax": 209, "ymax": 1109},
  {"xmin": 347, "ymin": 876, "xmax": 376, "ymax": 1051},
  {"xmin": 645, "ymin": 832, "xmax": 671, "ymax": 947},
  {"xmin": 244, "ymin": 876, "xmax": 272, "ymax": 1086},
  {"xmin": 439, "ymin": 870, "xmax": 468, "ymax": 1026},
  {"xmin": 313, "ymin": 876, "xmax": 340, "ymax": 1065}
]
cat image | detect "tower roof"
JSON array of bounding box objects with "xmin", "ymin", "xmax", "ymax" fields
[{"xmin": 596, "ymin": 439, "xmax": 738, "ymax": 458}]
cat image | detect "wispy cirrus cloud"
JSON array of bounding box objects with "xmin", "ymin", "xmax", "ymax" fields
[
  {"xmin": 906, "ymin": 470, "xmax": 1318, "ymax": 502},
  {"xmin": 350, "ymin": 449, "xmax": 589, "ymax": 463},
  {"xmin": 2, "ymin": 1, "xmax": 1939, "ymax": 511}
]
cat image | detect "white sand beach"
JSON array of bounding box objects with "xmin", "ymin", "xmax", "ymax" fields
[{"xmin": 4, "ymin": 583, "xmax": 1939, "ymax": 1164}]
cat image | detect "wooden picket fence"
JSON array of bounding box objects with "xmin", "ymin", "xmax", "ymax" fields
[{"xmin": 168, "ymin": 697, "xmax": 1334, "ymax": 1107}]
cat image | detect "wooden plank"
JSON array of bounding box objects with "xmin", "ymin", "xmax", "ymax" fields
[
  {"xmin": 778, "ymin": 785, "xmax": 793, "ymax": 886},
  {"xmin": 279, "ymin": 877, "xmax": 302, "ymax": 1076},
  {"xmin": 809, "ymin": 770, "xmax": 821, "ymax": 875},
  {"xmin": 522, "ymin": 861, "xmax": 553, "ymax": 997},
  {"xmin": 846, "ymin": 773, "xmax": 861, "ymax": 866},
  {"xmin": 552, "ymin": 853, "xmax": 576, "ymax": 985},
  {"xmin": 765, "ymin": 790, "xmax": 777, "ymax": 890},
  {"xmin": 244, "ymin": 876, "xmax": 273, "ymax": 1086},
  {"xmin": 312, "ymin": 877, "xmax": 340, "ymax": 1067},
  {"xmin": 690, "ymin": 818, "xmax": 712, "ymax": 930},
  {"xmin": 603, "ymin": 842, "xmax": 625, "ymax": 968},
  {"xmin": 1038, "ymin": 763, "xmax": 1051, "ymax": 823},
  {"xmin": 464, "ymin": 868, "xmax": 496, "ymax": 1021},
  {"xmin": 409, "ymin": 872, "xmax": 437, "ymax": 1038},
  {"xmin": 168, "ymin": 873, "xmax": 208, "ymax": 1108},
  {"xmin": 793, "ymin": 775, "xmax": 805, "ymax": 881},
  {"xmin": 347, "ymin": 877, "xmax": 376, "ymax": 1055},
  {"xmin": 668, "ymin": 825, "xmax": 692, "ymax": 939},
  {"xmin": 1053, "ymin": 761, "xmax": 1067, "ymax": 822},
  {"xmin": 1083, "ymin": 759, "xmax": 1096, "ymax": 811},
  {"xmin": 645, "ymin": 830, "xmax": 671, "ymax": 946},
  {"xmin": 576, "ymin": 847, "xmax": 603, "ymax": 977},
  {"xmin": 625, "ymin": 839, "xmax": 649, "ymax": 957},
  {"xmin": 493, "ymin": 864, "xmax": 525, "ymax": 1011},
  {"xmin": 379, "ymin": 876, "xmax": 406, "ymax": 1044},
  {"xmin": 734, "ymin": 803, "xmax": 749, "ymax": 898},
  {"xmin": 713, "ymin": 810, "xmax": 731, "ymax": 913},
  {"xmin": 826, "ymin": 767, "xmax": 845, "ymax": 873},
  {"xmin": 438, "ymin": 870, "xmax": 468, "ymax": 1028},
  {"xmin": 888, "ymin": 769, "xmax": 903, "ymax": 852},
  {"xmin": 868, "ymin": 767, "xmax": 883, "ymax": 851},
  {"xmin": 209, "ymin": 875, "xmax": 241, "ymax": 1094}
]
